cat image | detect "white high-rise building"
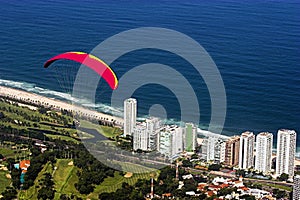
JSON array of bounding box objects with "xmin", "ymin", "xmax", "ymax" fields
[
  {"xmin": 220, "ymin": 142, "xmax": 226, "ymax": 163},
  {"xmin": 239, "ymin": 131, "xmax": 255, "ymax": 169},
  {"xmin": 255, "ymin": 132, "xmax": 273, "ymax": 173},
  {"xmin": 276, "ymin": 129, "xmax": 297, "ymax": 179},
  {"xmin": 184, "ymin": 123, "xmax": 197, "ymax": 153},
  {"xmin": 171, "ymin": 126, "xmax": 183, "ymax": 156},
  {"xmin": 207, "ymin": 137, "xmax": 218, "ymax": 162},
  {"xmin": 157, "ymin": 130, "xmax": 172, "ymax": 156},
  {"xmin": 206, "ymin": 137, "xmax": 225, "ymax": 163},
  {"xmin": 294, "ymin": 175, "xmax": 300, "ymax": 200},
  {"xmin": 157, "ymin": 125, "xmax": 183, "ymax": 158},
  {"xmin": 133, "ymin": 123, "xmax": 148, "ymax": 151},
  {"xmin": 146, "ymin": 117, "xmax": 161, "ymax": 150},
  {"xmin": 124, "ymin": 98, "xmax": 137, "ymax": 136}
]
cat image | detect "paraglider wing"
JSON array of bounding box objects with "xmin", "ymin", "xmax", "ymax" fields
[{"xmin": 44, "ymin": 52, "xmax": 118, "ymax": 90}]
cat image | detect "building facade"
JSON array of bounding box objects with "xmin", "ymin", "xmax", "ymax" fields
[
  {"xmin": 220, "ymin": 141, "xmax": 226, "ymax": 163},
  {"xmin": 224, "ymin": 136, "xmax": 240, "ymax": 167},
  {"xmin": 133, "ymin": 123, "xmax": 148, "ymax": 151},
  {"xmin": 294, "ymin": 175, "xmax": 300, "ymax": 200},
  {"xmin": 185, "ymin": 123, "xmax": 197, "ymax": 152},
  {"xmin": 124, "ymin": 98, "xmax": 137, "ymax": 136},
  {"xmin": 157, "ymin": 125, "xmax": 183, "ymax": 158},
  {"xmin": 276, "ymin": 129, "xmax": 297, "ymax": 179},
  {"xmin": 239, "ymin": 131, "xmax": 255, "ymax": 169},
  {"xmin": 146, "ymin": 117, "xmax": 161, "ymax": 150},
  {"xmin": 205, "ymin": 137, "xmax": 225, "ymax": 163},
  {"xmin": 255, "ymin": 132, "xmax": 273, "ymax": 173}
]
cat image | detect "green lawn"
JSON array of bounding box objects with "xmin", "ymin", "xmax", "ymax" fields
[
  {"xmin": 52, "ymin": 159, "xmax": 82, "ymax": 199},
  {"xmin": 88, "ymin": 171, "xmax": 152, "ymax": 199},
  {"xmin": 80, "ymin": 120, "xmax": 122, "ymax": 139},
  {"xmin": 58, "ymin": 167, "xmax": 82, "ymax": 199},
  {"xmin": 0, "ymin": 171, "xmax": 11, "ymax": 194},
  {"xmin": 0, "ymin": 101, "xmax": 75, "ymax": 136},
  {"xmin": 0, "ymin": 147, "xmax": 15, "ymax": 158},
  {"xmin": 45, "ymin": 134, "xmax": 80, "ymax": 144},
  {"xmin": 19, "ymin": 161, "xmax": 53, "ymax": 200},
  {"xmin": 264, "ymin": 183, "xmax": 293, "ymax": 192}
]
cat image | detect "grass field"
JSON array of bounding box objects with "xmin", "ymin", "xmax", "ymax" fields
[
  {"xmin": 87, "ymin": 171, "xmax": 153, "ymax": 199},
  {"xmin": 80, "ymin": 120, "xmax": 122, "ymax": 139},
  {"xmin": 0, "ymin": 171, "xmax": 11, "ymax": 194},
  {"xmin": 0, "ymin": 147, "xmax": 15, "ymax": 158},
  {"xmin": 45, "ymin": 134, "xmax": 80, "ymax": 144},
  {"xmin": 52, "ymin": 159, "xmax": 83, "ymax": 199},
  {"xmin": 19, "ymin": 161, "xmax": 53, "ymax": 200},
  {"xmin": 0, "ymin": 101, "xmax": 76, "ymax": 137},
  {"xmin": 58, "ymin": 166, "xmax": 81, "ymax": 198},
  {"xmin": 264, "ymin": 183, "xmax": 293, "ymax": 192}
]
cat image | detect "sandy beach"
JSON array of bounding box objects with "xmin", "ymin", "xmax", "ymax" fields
[
  {"xmin": 1, "ymin": 85, "xmax": 300, "ymax": 167},
  {"xmin": 0, "ymin": 86, "xmax": 124, "ymax": 127}
]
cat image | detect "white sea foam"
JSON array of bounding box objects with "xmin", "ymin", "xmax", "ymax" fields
[
  {"xmin": 0, "ymin": 78, "xmax": 123, "ymax": 116},
  {"xmin": 1, "ymin": 78, "xmax": 299, "ymax": 158}
]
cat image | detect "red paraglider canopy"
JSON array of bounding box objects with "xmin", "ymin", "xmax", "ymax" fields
[{"xmin": 44, "ymin": 52, "xmax": 118, "ymax": 90}]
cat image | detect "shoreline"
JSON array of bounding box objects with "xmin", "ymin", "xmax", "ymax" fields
[
  {"xmin": 0, "ymin": 86, "xmax": 124, "ymax": 127},
  {"xmin": 0, "ymin": 85, "xmax": 299, "ymax": 164}
]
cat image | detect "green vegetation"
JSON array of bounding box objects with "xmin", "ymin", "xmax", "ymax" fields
[
  {"xmin": 0, "ymin": 147, "xmax": 15, "ymax": 158},
  {"xmin": 265, "ymin": 183, "xmax": 293, "ymax": 192},
  {"xmin": 19, "ymin": 162, "xmax": 53, "ymax": 200},
  {"xmin": 0, "ymin": 171, "xmax": 11, "ymax": 194},
  {"xmin": 0, "ymin": 99, "xmax": 77, "ymax": 142},
  {"xmin": 53, "ymin": 159, "xmax": 74, "ymax": 194},
  {"xmin": 277, "ymin": 173, "xmax": 289, "ymax": 182},
  {"xmin": 45, "ymin": 134, "xmax": 80, "ymax": 144},
  {"xmin": 80, "ymin": 120, "xmax": 122, "ymax": 139},
  {"xmin": 89, "ymin": 172, "xmax": 151, "ymax": 199},
  {"xmin": 208, "ymin": 163, "xmax": 221, "ymax": 171}
]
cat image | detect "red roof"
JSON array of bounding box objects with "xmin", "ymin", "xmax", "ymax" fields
[
  {"xmin": 239, "ymin": 186, "xmax": 249, "ymax": 191},
  {"xmin": 20, "ymin": 160, "xmax": 30, "ymax": 173},
  {"xmin": 220, "ymin": 183, "xmax": 229, "ymax": 188},
  {"xmin": 206, "ymin": 191, "xmax": 215, "ymax": 197}
]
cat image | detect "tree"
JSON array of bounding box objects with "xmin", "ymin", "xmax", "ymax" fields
[
  {"xmin": 191, "ymin": 154, "xmax": 198, "ymax": 160},
  {"xmin": 240, "ymin": 195, "xmax": 256, "ymax": 200},
  {"xmin": 236, "ymin": 169, "xmax": 246, "ymax": 177},
  {"xmin": 218, "ymin": 187, "xmax": 237, "ymax": 196},
  {"xmin": 37, "ymin": 187, "xmax": 55, "ymax": 200},
  {"xmin": 0, "ymin": 111, "xmax": 5, "ymax": 119},
  {"xmin": 278, "ymin": 173, "xmax": 289, "ymax": 181},
  {"xmin": 182, "ymin": 159, "xmax": 192, "ymax": 167},
  {"xmin": 273, "ymin": 188, "xmax": 286, "ymax": 199},
  {"xmin": 208, "ymin": 164, "xmax": 221, "ymax": 171},
  {"xmin": 1, "ymin": 187, "xmax": 17, "ymax": 200},
  {"xmin": 99, "ymin": 192, "xmax": 111, "ymax": 200}
]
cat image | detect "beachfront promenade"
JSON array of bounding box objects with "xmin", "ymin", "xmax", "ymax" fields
[{"xmin": 0, "ymin": 86, "xmax": 124, "ymax": 127}]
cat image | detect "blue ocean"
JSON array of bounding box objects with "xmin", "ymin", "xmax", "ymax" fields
[{"xmin": 0, "ymin": 1, "xmax": 299, "ymax": 152}]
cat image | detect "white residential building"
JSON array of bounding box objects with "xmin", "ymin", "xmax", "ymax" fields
[
  {"xmin": 220, "ymin": 142, "xmax": 226, "ymax": 163},
  {"xmin": 157, "ymin": 125, "xmax": 183, "ymax": 157},
  {"xmin": 133, "ymin": 123, "xmax": 148, "ymax": 151},
  {"xmin": 255, "ymin": 132, "xmax": 273, "ymax": 173},
  {"xmin": 146, "ymin": 117, "xmax": 161, "ymax": 150},
  {"xmin": 171, "ymin": 126, "xmax": 184, "ymax": 156},
  {"xmin": 207, "ymin": 137, "xmax": 218, "ymax": 162},
  {"xmin": 294, "ymin": 175, "xmax": 300, "ymax": 200},
  {"xmin": 276, "ymin": 129, "xmax": 297, "ymax": 179},
  {"xmin": 124, "ymin": 98, "xmax": 137, "ymax": 136},
  {"xmin": 184, "ymin": 123, "xmax": 197, "ymax": 152},
  {"xmin": 206, "ymin": 137, "xmax": 225, "ymax": 163},
  {"xmin": 239, "ymin": 131, "xmax": 255, "ymax": 169},
  {"xmin": 157, "ymin": 130, "xmax": 172, "ymax": 156}
]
